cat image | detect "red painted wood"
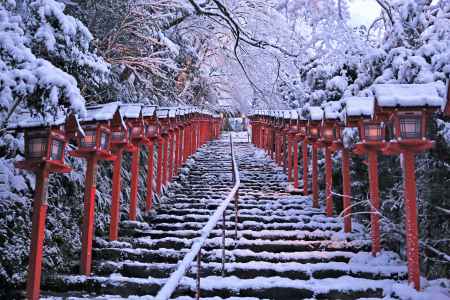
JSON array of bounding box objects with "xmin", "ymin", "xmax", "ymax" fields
[
  {"xmin": 342, "ymin": 149, "xmax": 352, "ymax": 233},
  {"xmin": 81, "ymin": 155, "xmax": 98, "ymax": 275},
  {"xmin": 156, "ymin": 137, "xmax": 163, "ymax": 195},
  {"xmin": 168, "ymin": 132, "xmax": 174, "ymax": 181},
  {"xmin": 109, "ymin": 149, "xmax": 123, "ymax": 240},
  {"xmin": 129, "ymin": 148, "xmax": 140, "ymax": 221},
  {"xmin": 302, "ymin": 141, "xmax": 309, "ymax": 196},
  {"xmin": 293, "ymin": 140, "xmax": 299, "ymax": 189},
  {"xmin": 163, "ymin": 135, "xmax": 169, "ymax": 185},
  {"xmin": 368, "ymin": 150, "xmax": 381, "ymax": 256},
  {"xmin": 312, "ymin": 143, "xmax": 319, "ymax": 208},
  {"xmin": 287, "ymin": 139, "xmax": 293, "ymax": 181},
  {"xmin": 325, "ymin": 147, "xmax": 333, "ymax": 217},
  {"xmin": 146, "ymin": 141, "xmax": 154, "ymax": 212},
  {"xmin": 176, "ymin": 128, "xmax": 181, "ymax": 172},
  {"xmin": 26, "ymin": 166, "xmax": 49, "ymax": 300},
  {"xmin": 184, "ymin": 125, "xmax": 190, "ymax": 161},
  {"xmin": 403, "ymin": 151, "xmax": 421, "ymax": 290}
]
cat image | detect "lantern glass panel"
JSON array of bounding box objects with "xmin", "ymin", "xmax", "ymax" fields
[
  {"xmin": 399, "ymin": 116, "xmax": 421, "ymax": 139},
  {"xmin": 100, "ymin": 131, "xmax": 109, "ymax": 150},
  {"xmin": 147, "ymin": 124, "xmax": 157, "ymax": 137},
  {"xmin": 323, "ymin": 128, "xmax": 334, "ymax": 140},
  {"xmin": 111, "ymin": 130, "xmax": 126, "ymax": 142},
  {"xmin": 80, "ymin": 130, "xmax": 97, "ymax": 148},
  {"xmin": 50, "ymin": 139, "xmax": 64, "ymax": 161},
  {"xmin": 27, "ymin": 137, "xmax": 48, "ymax": 159},
  {"xmin": 309, "ymin": 127, "xmax": 319, "ymax": 138},
  {"xmin": 364, "ymin": 124, "xmax": 383, "ymax": 141},
  {"xmin": 131, "ymin": 127, "xmax": 141, "ymax": 138}
]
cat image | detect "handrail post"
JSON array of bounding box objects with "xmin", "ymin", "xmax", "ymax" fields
[
  {"xmin": 221, "ymin": 210, "xmax": 226, "ymax": 276},
  {"xmin": 196, "ymin": 248, "xmax": 201, "ymax": 300},
  {"xmin": 234, "ymin": 190, "xmax": 239, "ymax": 241}
]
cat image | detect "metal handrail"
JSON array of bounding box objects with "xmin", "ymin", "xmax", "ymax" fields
[{"xmin": 155, "ymin": 133, "xmax": 240, "ymax": 300}]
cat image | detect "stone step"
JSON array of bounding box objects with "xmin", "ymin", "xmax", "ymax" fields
[
  {"xmin": 43, "ymin": 274, "xmax": 394, "ymax": 300},
  {"xmin": 93, "ymin": 260, "xmax": 406, "ymax": 281}
]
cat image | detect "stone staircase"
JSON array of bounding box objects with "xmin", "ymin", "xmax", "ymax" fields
[{"xmin": 42, "ymin": 133, "xmax": 407, "ymax": 300}]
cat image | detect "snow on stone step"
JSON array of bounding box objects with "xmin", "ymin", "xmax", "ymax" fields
[{"xmin": 93, "ymin": 258, "xmax": 406, "ymax": 281}]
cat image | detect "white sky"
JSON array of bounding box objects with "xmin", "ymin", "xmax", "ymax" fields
[{"xmin": 348, "ymin": 0, "xmax": 381, "ymax": 27}]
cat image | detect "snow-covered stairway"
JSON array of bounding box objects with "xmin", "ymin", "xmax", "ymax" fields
[{"xmin": 42, "ymin": 133, "xmax": 408, "ymax": 300}]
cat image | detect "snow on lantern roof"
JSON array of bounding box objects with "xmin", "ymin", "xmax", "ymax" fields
[
  {"xmin": 303, "ymin": 106, "xmax": 323, "ymax": 121},
  {"xmin": 282, "ymin": 110, "xmax": 291, "ymax": 119},
  {"xmin": 322, "ymin": 101, "xmax": 342, "ymax": 120},
  {"xmin": 81, "ymin": 102, "xmax": 121, "ymax": 122},
  {"xmin": 119, "ymin": 103, "xmax": 142, "ymax": 119},
  {"xmin": 372, "ymin": 83, "xmax": 443, "ymax": 108},
  {"xmin": 8, "ymin": 110, "xmax": 67, "ymax": 130},
  {"xmin": 142, "ymin": 105, "xmax": 157, "ymax": 117},
  {"xmin": 168, "ymin": 108, "xmax": 177, "ymax": 118},
  {"xmin": 343, "ymin": 96, "xmax": 375, "ymax": 118},
  {"xmin": 156, "ymin": 107, "xmax": 170, "ymax": 118},
  {"xmin": 290, "ymin": 110, "xmax": 299, "ymax": 120}
]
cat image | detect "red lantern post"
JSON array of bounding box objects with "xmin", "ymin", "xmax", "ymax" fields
[
  {"xmin": 119, "ymin": 104, "xmax": 146, "ymax": 221},
  {"xmin": 67, "ymin": 103, "xmax": 120, "ymax": 275},
  {"xmin": 108, "ymin": 108, "xmax": 134, "ymax": 240},
  {"xmin": 305, "ymin": 106, "xmax": 323, "ymax": 208},
  {"xmin": 11, "ymin": 114, "xmax": 71, "ymax": 300},
  {"xmin": 348, "ymin": 97, "xmax": 384, "ymax": 257},
  {"xmin": 373, "ymin": 83, "xmax": 444, "ymax": 290},
  {"xmin": 143, "ymin": 105, "xmax": 158, "ymax": 212},
  {"xmin": 321, "ymin": 101, "xmax": 341, "ymax": 217}
]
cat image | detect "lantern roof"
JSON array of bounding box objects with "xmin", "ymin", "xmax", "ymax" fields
[
  {"xmin": 373, "ymin": 83, "xmax": 443, "ymax": 108},
  {"xmin": 302, "ymin": 106, "xmax": 323, "ymax": 121},
  {"xmin": 8, "ymin": 110, "xmax": 67, "ymax": 130},
  {"xmin": 142, "ymin": 105, "xmax": 157, "ymax": 117},
  {"xmin": 322, "ymin": 101, "xmax": 342, "ymax": 120},
  {"xmin": 343, "ymin": 96, "xmax": 374, "ymax": 118},
  {"xmin": 119, "ymin": 103, "xmax": 143, "ymax": 119},
  {"xmin": 289, "ymin": 110, "xmax": 298, "ymax": 120},
  {"xmin": 156, "ymin": 107, "xmax": 170, "ymax": 118},
  {"xmin": 81, "ymin": 102, "xmax": 121, "ymax": 122}
]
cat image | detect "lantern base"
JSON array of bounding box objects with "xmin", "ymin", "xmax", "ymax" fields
[
  {"xmin": 15, "ymin": 160, "xmax": 71, "ymax": 173},
  {"xmin": 353, "ymin": 142, "xmax": 385, "ymax": 156},
  {"xmin": 382, "ymin": 140, "xmax": 434, "ymax": 155},
  {"xmin": 69, "ymin": 149, "xmax": 116, "ymax": 161}
]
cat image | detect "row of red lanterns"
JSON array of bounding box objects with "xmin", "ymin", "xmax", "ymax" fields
[
  {"xmin": 9, "ymin": 103, "xmax": 222, "ymax": 300},
  {"xmin": 249, "ymin": 83, "xmax": 450, "ymax": 291}
]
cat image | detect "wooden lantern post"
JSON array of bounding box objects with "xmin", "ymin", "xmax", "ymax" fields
[
  {"xmin": 305, "ymin": 106, "xmax": 323, "ymax": 208},
  {"xmin": 329, "ymin": 120, "xmax": 352, "ymax": 232},
  {"xmin": 296, "ymin": 116, "xmax": 308, "ymax": 195},
  {"xmin": 281, "ymin": 111, "xmax": 290, "ymax": 172},
  {"xmin": 340, "ymin": 97, "xmax": 377, "ymax": 233},
  {"xmin": 183, "ymin": 109, "xmax": 193, "ymax": 161},
  {"xmin": 11, "ymin": 114, "xmax": 71, "ymax": 300},
  {"xmin": 275, "ymin": 112, "xmax": 284, "ymax": 165},
  {"xmin": 175, "ymin": 108, "xmax": 185, "ymax": 172},
  {"xmin": 287, "ymin": 110, "xmax": 299, "ymax": 183},
  {"xmin": 142, "ymin": 105, "xmax": 159, "ymax": 212},
  {"xmin": 119, "ymin": 104, "xmax": 146, "ymax": 221},
  {"xmin": 350, "ymin": 97, "xmax": 385, "ymax": 257},
  {"xmin": 321, "ymin": 101, "xmax": 341, "ymax": 217},
  {"xmin": 373, "ymin": 83, "xmax": 444, "ymax": 290},
  {"xmin": 267, "ymin": 112, "xmax": 275, "ymax": 158},
  {"xmin": 108, "ymin": 107, "xmax": 133, "ymax": 241},
  {"xmin": 156, "ymin": 108, "xmax": 170, "ymax": 194},
  {"xmin": 167, "ymin": 108, "xmax": 176, "ymax": 181},
  {"xmin": 66, "ymin": 103, "xmax": 119, "ymax": 275}
]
